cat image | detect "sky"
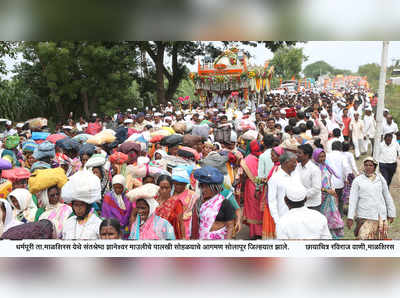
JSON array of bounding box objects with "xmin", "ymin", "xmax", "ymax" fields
[
  {"xmin": 186, "ymin": 41, "xmax": 400, "ymax": 73},
  {"xmin": 3, "ymin": 41, "xmax": 400, "ymax": 79}
]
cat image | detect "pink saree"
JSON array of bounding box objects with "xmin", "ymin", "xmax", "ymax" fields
[
  {"xmin": 199, "ymin": 194, "xmax": 226, "ymax": 240},
  {"xmin": 173, "ymin": 189, "xmax": 199, "ymax": 239}
]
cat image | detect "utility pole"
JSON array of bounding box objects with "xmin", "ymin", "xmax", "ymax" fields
[{"xmin": 373, "ymin": 41, "xmax": 389, "ymax": 159}]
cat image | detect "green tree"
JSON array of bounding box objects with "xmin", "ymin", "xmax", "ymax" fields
[
  {"xmin": 303, "ymin": 60, "xmax": 334, "ymax": 80},
  {"xmin": 357, "ymin": 63, "xmax": 380, "ymax": 89},
  {"xmin": 15, "ymin": 41, "xmax": 138, "ymax": 121},
  {"xmin": 271, "ymin": 47, "xmax": 308, "ymax": 80}
]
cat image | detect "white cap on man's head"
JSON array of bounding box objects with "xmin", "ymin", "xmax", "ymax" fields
[
  {"xmin": 92, "ymin": 113, "xmax": 97, "ymax": 117},
  {"xmin": 285, "ymin": 179, "xmax": 307, "ymax": 202},
  {"xmin": 6, "ymin": 120, "xmax": 11, "ymax": 126},
  {"xmin": 152, "ymin": 108, "xmax": 156, "ymax": 112},
  {"xmin": 16, "ymin": 123, "xmax": 24, "ymax": 128},
  {"xmin": 384, "ymin": 108, "xmax": 389, "ymax": 113},
  {"xmin": 154, "ymin": 112, "xmax": 162, "ymax": 117},
  {"xmin": 127, "ymin": 108, "xmax": 132, "ymax": 112},
  {"xmin": 124, "ymin": 119, "xmax": 133, "ymax": 124}
]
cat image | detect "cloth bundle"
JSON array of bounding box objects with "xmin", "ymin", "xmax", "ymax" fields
[
  {"xmin": 56, "ymin": 138, "xmax": 81, "ymax": 152},
  {"xmin": 0, "ymin": 158, "xmax": 12, "ymax": 170},
  {"xmin": 28, "ymin": 167, "xmax": 68, "ymax": 194},
  {"xmin": 84, "ymin": 154, "xmax": 107, "ymax": 169},
  {"xmin": 199, "ymin": 152, "xmax": 229, "ymax": 175},
  {"xmin": 86, "ymin": 130, "xmax": 116, "ymax": 145},
  {"xmin": 5, "ymin": 135, "xmax": 20, "ymax": 149},
  {"xmin": 61, "ymin": 170, "xmax": 101, "ymax": 204},
  {"xmin": 79, "ymin": 143, "xmax": 96, "ymax": 156},
  {"xmin": 31, "ymin": 132, "xmax": 50, "ymax": 141},
  {"xmin": 109, "ymin": 152, "xmax": 128, "ymax": 165},
  {"xmin": 46, "ymin": 134, "xmax": 67, "ymax": 144},
  {"xmin": 160, "ymin": 134, "xmax": 183, "ymax": 147},
  {"xmin": 126, "ymin": 183, "xmax": 159, "ymax": 201},
  {"xmin": 2, "ymin": 167, "xmax": 31, "ymax": 181}
]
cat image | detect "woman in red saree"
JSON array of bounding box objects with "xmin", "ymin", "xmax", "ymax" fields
[
  {"xmin": 154, "ymin": 175, "xmax": 185, "ymax": 239},
  {"xmin": 240, "ymin": 140, "xmax": 263, "ymax": 239},
  {"xmin": 262, "ymin": 146, "xmax": 285, "ymax": 239}
]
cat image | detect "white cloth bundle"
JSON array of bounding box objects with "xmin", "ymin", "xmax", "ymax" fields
[
  {"xmin": 61, "ymin": 170, "xmax": 101, "ymax": 204},
  {"xmin": 126, "ymin": 183, "xmax": 159, "ymax": 202}
]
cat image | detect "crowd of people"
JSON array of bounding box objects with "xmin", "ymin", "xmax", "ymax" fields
[{"xmin": 0, "ymin": 86, "xmax": 398, "ymax": 240}]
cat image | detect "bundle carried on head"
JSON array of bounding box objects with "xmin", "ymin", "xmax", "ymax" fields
[
  {"xmin": 2, "ymin": 167, "xmax": 31, "ymax": 182},
  {"xmin": 109, "ymin": 152, "xmax": 129, "ymax": 165},
  {"xmin": 28, "ymin": 167, "xmax": 68, "ymax": 194},
  {"xmin": 160, "ymin": 134, "xmax": 183, "ymax": 147},
  {"xmin": 86, "ymin": 130, "xmax": 116, "ymax": 145},
  {"xmin": 61, "ymin": 170, "xmax": 101, "ymax": 204},
  {"xmin": 126, "ymin": 183, "xmax": 159, "ymax": 202},
  {"xmin": 4, "ymin": 135, "xmax": 20, "ymax": 150},
  {"xmin": 46, "ymin": 134, "xmax": 67, "ymax": 144},
  {"xmin": 56, "ymin": 138, "xmax": 81, "ymax": 152}
]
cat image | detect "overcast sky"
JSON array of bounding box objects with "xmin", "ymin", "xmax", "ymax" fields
[
  {"xmin": 4, "ymin": 41, "xmax": 400, "ymax": 79},
  {"xmin": 186, "ymin": 41, "xmax": 400, "ymax": 73}
]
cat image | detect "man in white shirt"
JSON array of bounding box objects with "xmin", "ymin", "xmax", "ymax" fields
[
  {"xmin": 377, "ymin": 133, "xmax": 400, "ymax": 187},
  {"xmin": 382, "ymin": 115, "xmax": 398, "ymax": 136},
  {"xmin": 349, "ymin": 112, "xmax": 365, "ymax": 159},
  {"xmin": 362, "ymin": 108, "xmax": 376, "ymax": 155},
  {"xmin": 276, "ymin": 178, "xmax": 332, "ymax": 240},
  {"xmin": 268, "ymin": 151, "xmax": 299, "ymax": 226},
  {"xmin": 295, "ymin": 144, "xmax": 322, "ymax": 211},
  {"xmin": 325, "ymin": 141, "xmax": 352, "ymax": 217}
]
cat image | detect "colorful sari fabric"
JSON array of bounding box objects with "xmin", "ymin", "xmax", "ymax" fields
[
  {"xmin": 261, "ymin": 163, "xmax": 280, "ymax": 239},
  {"xmin": 38, "ymin": 202, "xmax": 73, "ymax": 239},
  {"xmin": 241, "ymin": 153, "xmax": 263, "ymax": 238},
  {"xmin": 155, "ymin": 195, "xmax": 184, "ymax": 239},
  {"xmin": 102, "ymin": 191, "xmax": 133, "ymax": 239},
  {"xmin": 199, "ymin": 193, "xmax": 227, "ymax": 240},
  {"xmin": 355, "ymin": 218, "xmax": 388, "ymax": 240},
  {"xmin": 312, "ymin": 149, "xmax": 344, "ymax": 239},
  {"xmin": 342, "ymin": 173, "xmax": 355, "ymax": 206},
  {"xmin": 171, "ymin": 189, "xmax": 199, "ymax": 239},
  {"xmin": 129, "ymin": 213, "xmax": 175, "ymax": 240}
]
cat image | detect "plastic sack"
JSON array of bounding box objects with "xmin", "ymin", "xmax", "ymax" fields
[
  {"xmin": 61, "ymin": 170, "xmax": 101, "ymax": 204},
  {"xmin": 28, "ymin": 167, "xmax": 68, "ymax": 194},
  {"xmin": 126, "ymin": 183, "xmax": 159, "ymax": 202}
]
